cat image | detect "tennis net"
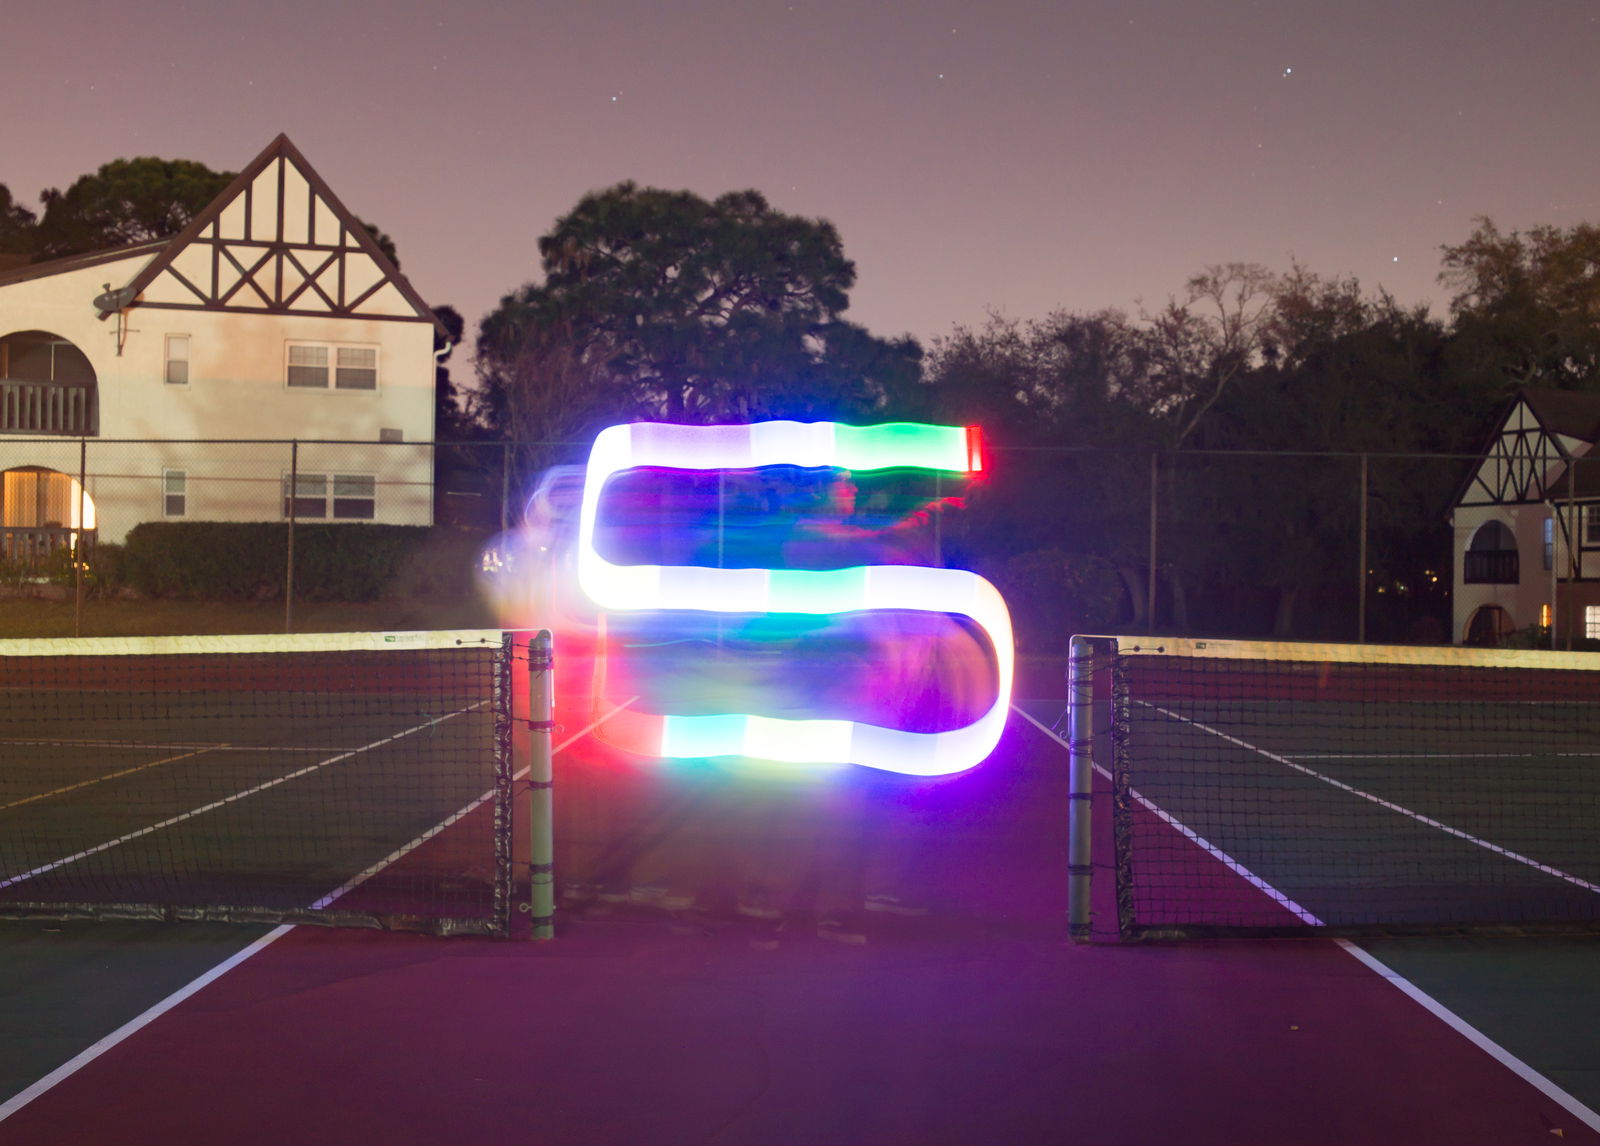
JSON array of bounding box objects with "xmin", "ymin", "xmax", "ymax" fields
[
  {"xmin": 0, "ymin": 629, "xmax": 515, "ymax": 937},
  {"xmin": 1080, "ymin": 636, "xmax": 1600, "ymax": 938}
]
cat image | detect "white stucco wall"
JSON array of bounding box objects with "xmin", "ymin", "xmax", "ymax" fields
[
  {"xmin": 1451, "ymin": 502, "xmax": 1555, "ymax": 641},
  {"xmin": 0, "ymin": 257, "xmax": 437, "ymax": 542}
]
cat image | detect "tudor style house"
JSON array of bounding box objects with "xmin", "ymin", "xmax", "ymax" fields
[
  {"xmin": 0, "ymin": 133, "xmax": 444, "ymax": 563},
  {"xmin": 1451, "ymin": 387, "xmax": 1600, "ymax": 645}
]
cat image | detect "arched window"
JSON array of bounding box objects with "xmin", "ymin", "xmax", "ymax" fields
[
  {"xmin": 0, "ymin": 466, "xmax": 96, "ymax": 569},
  {"xmin": 1465, "ymin": 604, "xmax": 1515, "ymax": 646},
  {"xmin": 0, "ymin": 330, "xmax": 94, "ymax": 385},
  {"xmin": 1, "ymin": 466, "xmax": 95, "ymax": 530},
  {"xmin": 0, "ymin": 330, "xmax": 98, "ymax": 435},
  {"xmin": 1464, "ymin": 521, "xmax": 1518, "ymax": 584}
]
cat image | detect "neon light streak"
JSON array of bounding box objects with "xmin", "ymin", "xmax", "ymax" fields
[{"xmin": 577, "ymin": 420, "xmax": 1013, "ymax": 776}]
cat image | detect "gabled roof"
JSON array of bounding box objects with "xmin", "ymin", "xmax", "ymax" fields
[
  {"xmin": 0, "ymin": 134, "xmax": 442, "ymax": 336},
  {"xmin": 1518, "ymin": 387, "xmax": 1600, "ymax": 443},
  {"xmin": 0, "ymin": 240, "xmax": 166, "ymax": 289},
  {"xmin": 1455, "ymin": 387, "xmax": 1600, "ymax": 508},
  {"xmin": 105, "ymin": 133, "xmax": 444, "ymax": 336}
]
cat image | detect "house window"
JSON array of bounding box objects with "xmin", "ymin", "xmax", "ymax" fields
[
  {"xmin": 284, "ymin": 473, "xmax": 324, "ymax": 518},
  {"xmin": 286, "ymin": 342, "xmax": 378, "ymax": 390},
  {"xmin": 283, "ymin": 472, "xmax": 375, "ymax": 520},
  {"xmin": 335, "ymin": 347, "xmax": 377, "ymax": 389},
  {"xmin": 1586, "ymin": 506, "xmax": 1600, "ymax": 547},
  {"xmin": 163, "ymin": 470, "xmax": 186, "ymax": 517},
  {"xmin": 1464, "ymin": 520, "xmax": 1518, "ymax": 584},
  {"xmin": 165, "ymin": 335, "xmax": 190, "ymax": 385},
  {"xmin": 286, "ymin": 344, "xmax": 327, "ymax": 388},
  {"xmin": 1587, "ymin": 606, "xmax": 1600, "ymax": 640},
  {"xmin": 332, "ymin": 474, "xmax": 376, "ymax": 518}
]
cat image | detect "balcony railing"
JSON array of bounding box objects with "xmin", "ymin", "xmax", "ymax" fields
[
  {"xmin": 1464, "ymin": 548, "xmax": 1519, "ymax": 584},
  {"xmin": 0, "ymin": 527, "xmax": 94, "ymax": 573},
  {"xmin": 0, "ymin": 380, "xmax": 96, "ymax": 435}
]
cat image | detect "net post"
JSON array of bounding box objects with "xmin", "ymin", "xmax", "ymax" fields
[
  {"xmin": 493, "ymin": 630, "xmax": 515, "ymax": 937},
  {"xmin": 526, "ymin": 630, "xmax": 556, "ymax": 939},
  {"xmin": 1066, "ymin": 634, "xmax": 1096, "ymax": 942}
]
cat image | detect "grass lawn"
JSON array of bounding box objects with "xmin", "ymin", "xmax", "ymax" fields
[{"xmin": 0, "ymin": 595, "xmax": 501, "ymax": 639}]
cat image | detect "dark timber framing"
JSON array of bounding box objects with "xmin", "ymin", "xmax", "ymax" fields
[
  {"xmin": 1456, "ymin": 389, "xmax": 1600, "ymax": 508},
  {"xmin": 99, "ymin": 134, "xmax": 446, "ymax": 336}
]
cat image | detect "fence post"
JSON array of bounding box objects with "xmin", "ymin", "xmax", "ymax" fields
[
  {"xmin": 716, "ymin": 471, "xmax": 726, "ymax": 648},
  {"xmin": 526, "ymin": 630, "xmax": 556, "ymax": 940},
  {"xmin": 285, "ymin": 440, "xmax": 297, "ymax": 634},
  {"xmin": 1146, "ymin": 452, "xmax": 1159, "ymax": 634},
  {"xmin": 1357, "ymin": 453, "xmax": 1368, "ymax": 643},
  {"xmin": 1569, "ymin": 458, "xmax": 1581, "ymax": 649},
  {"xmin": 1066, "ymin": 634, "xmax": 1096, "ymax": 942},
  {"xmin": 1549, "ymin": 499, "xmax": 1560, "ymax": 651},
  {"xmin": 74, "ymin": 437, "xmax": 86, "ymax": 638},
  {"xmin": 500, "ymin": 444, "xmax": 512, "ymax": 533}
]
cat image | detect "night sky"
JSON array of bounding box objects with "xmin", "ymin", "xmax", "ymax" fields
[{"xmin": 7, "ymin": 0, "xmax": 1600, "ymax": 363}]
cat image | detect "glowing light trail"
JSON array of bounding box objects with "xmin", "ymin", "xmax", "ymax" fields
[{"xmin": 576, "ymin": 420, "xmax": 1013, "ymax": 776}]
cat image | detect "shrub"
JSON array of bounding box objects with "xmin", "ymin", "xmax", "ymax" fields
[
  {"xmin": 86, "ymin": 542, "xmax": 130, "ymax": 598},
  {"xmin": 120, "ymin": 522, "xmax": 490, "ymax": 602}
]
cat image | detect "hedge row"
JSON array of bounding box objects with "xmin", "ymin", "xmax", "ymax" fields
[{"xmin": 109, "ymin": 522, "xmax": 488, "ymax": 602}]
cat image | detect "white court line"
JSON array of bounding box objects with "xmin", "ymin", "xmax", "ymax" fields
[
  {"xmin": 310, "ymin": 697, "xmax": 638, "ymax": 911},
  {"xmin": 1336, "ymin": 939, "xmax": 1600, "ymax": 1134},
  {"xmin": 1012, "ymin": 706, "xmax": 1320, "ymax": 923},
  {"xmin": 1296, "ymin": 751, "xmax": 1600, "ymax": 760},
  {"xmin": 0, "ymin": 694, "xmax": 640, "ymax": 1126},
  {"xmin": 0, "ymin": 747, "xmax": 221, "ymax": 813},
  {"xmin": 1, "ymin": 738, "xmax": 359, "ymax": 753},
  {"xmin": 0, "ymin": 705, "xmax": 484, "ymax": 891},
  {"xmin": 1012, "ymin": 703, "xmax": 1600, "ymax": 1136},
  {"xmin": 1147, "ymin": 702, "xmax": 1600, "ymax": 897},
  {"xmin": 0, "ymin": 925, "xmax": 294, "ymax": 1123}
]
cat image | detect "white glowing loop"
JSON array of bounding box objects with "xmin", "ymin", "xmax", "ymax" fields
[{"xmin": 577, "ymin": 420, "xmax": 1012, "ymax": 776}]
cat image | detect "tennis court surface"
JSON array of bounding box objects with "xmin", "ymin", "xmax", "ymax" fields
[
  {"xmin": 1097, "ymin": 636, "xmax": 1600, "ymax": 937},
  {"xmin": 1, "ymin": 633, "xmax": 1598, "ymax": 1143},
  {"xmin": 0, "ymin": 630, "xmax": 515, "ymax": 936}
]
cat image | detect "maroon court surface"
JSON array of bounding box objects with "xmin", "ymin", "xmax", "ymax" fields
[{"xmin": 3, "ymin": 705, "xmax": 1597, "ymax": 1145}]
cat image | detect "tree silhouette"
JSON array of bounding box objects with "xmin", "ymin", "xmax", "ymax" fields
[
  {"xmin": 30, "ymin": 158, "xmax": 235, "ymax": 259},
  {"xmin": 0, "ymin": 184, "xmax": 36, "ymax": 255},
  {"xmin": 478, "ymin": 182, "xmax": 921, "ymax": 449}
]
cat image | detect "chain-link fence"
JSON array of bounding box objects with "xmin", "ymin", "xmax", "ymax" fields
[
  {"xmin": 929, "ymin": 447, "xmax": 1480, "ymax": 650},
  {"xmin": 971, "ymin": 448, "xmax": 1484, "ymax": 648},
  {"xmin": 0, "ymin": 436, "xmax": 1535, "ymax": 649},
  {"xmin": 0, "ymin": 438, "xmax": 520, "ymax": 634}
]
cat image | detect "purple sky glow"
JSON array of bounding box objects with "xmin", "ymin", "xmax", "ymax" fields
[{"xmin": 7, "ymin": 0, "xmax": 1600, "ymax": 370}]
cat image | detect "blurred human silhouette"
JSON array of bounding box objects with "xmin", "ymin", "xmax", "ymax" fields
[{"xmin": 728, "ymin": 468, "xmax": 978, "ymax": 944}]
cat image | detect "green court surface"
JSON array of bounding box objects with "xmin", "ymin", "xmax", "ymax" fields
[
  {"xmin": 0, "ymin": 919, "xmax": 272, "ymax": 1103},
  {"xmin": 1014, "ymin": 694, "xmax": 1600, "ymax": 1116},
  {"xmin": 2, "ymin": 683, "xmax": 1598, "ymax": 1130},
  {"xmin": 1357, "ymin": 935, "xmax": 1600, "ymax": 1111}
]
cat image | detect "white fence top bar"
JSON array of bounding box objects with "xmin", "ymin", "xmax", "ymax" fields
[
  {"xmin": 0, "ymin": 629, "xmax": 506, "ymax": 658},
  {"xmin": 1100, "ymin": 634, "xmax": 1600, "ymax": 672}
]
